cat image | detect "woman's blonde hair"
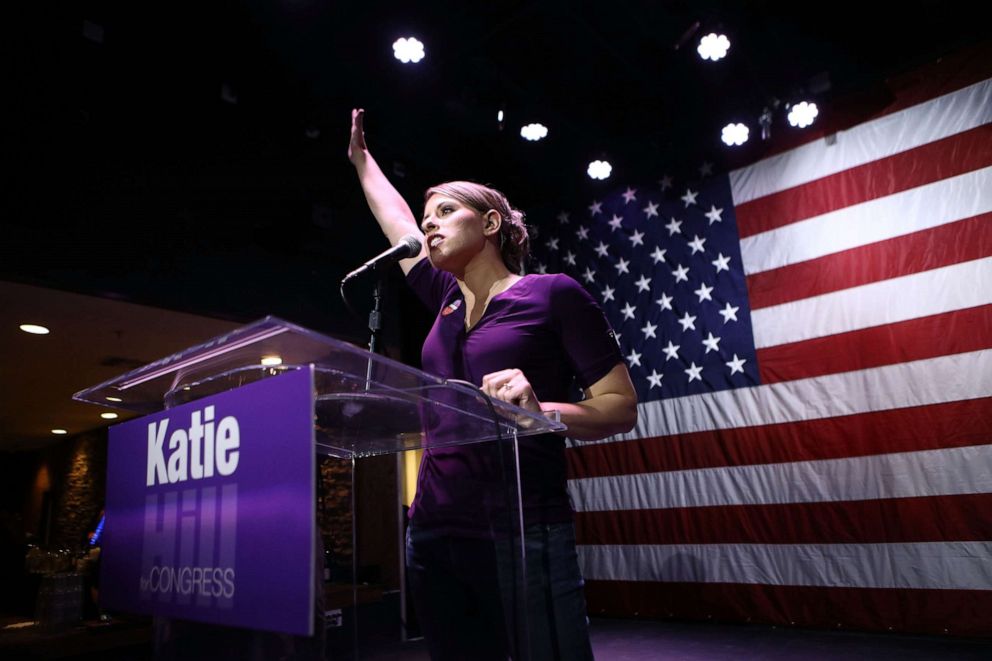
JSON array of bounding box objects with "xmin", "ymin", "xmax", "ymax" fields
[{"xmin": 425, "ymin": 181, "xmax": 530, "ymax": 274}]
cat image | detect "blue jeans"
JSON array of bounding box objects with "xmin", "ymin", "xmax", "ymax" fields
[{"xmin": 406, "ymin": 522, "xmax": 594, "ymax": 661}]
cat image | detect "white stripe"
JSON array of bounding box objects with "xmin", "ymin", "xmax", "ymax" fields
[
  {"xmin": 729, "ymin": 77, "xmax": 992, "ymax": 204},
  {"xmin": 750, "ymin": 258, "xmax": 992, "ymax": 348},
  {"xmin": 740, "ymin": 167, "xmax": 992, "ymax": 275},
  {"xmin": 566, "ymin": 349, "xmax": 992, "ymax": 444},
  {"xmin": 578, "ymin": 541, "xmax": 992, "ymax": 590},
  {"xmin": 568, "ymin": 444, "xmax": 992, "ymax": 512}
]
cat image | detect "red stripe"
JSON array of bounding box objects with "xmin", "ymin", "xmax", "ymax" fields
[
  {"xmin": 575, "ymin": 493, "xmax": 992, "ymax": 546},
  {"xmin": 734, "ymin": 125, "xmax": 992, "ymax": 238},
  {"xmin": 566, "ymin": 397, "xmax": 992, "ymax": 478},
  {"xmin": 583, "ymin": 581, "xmax": 992, "ymax": 636},
  {"xmin": 756, "ymin": 305, "xmax": 992, "ymax": 384},
  {"xmin": 747, "ymin": 214, "xmax": 992, "ymax": 309}
]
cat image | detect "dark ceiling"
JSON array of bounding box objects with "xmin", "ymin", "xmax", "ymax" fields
[{"xmin": 6, "ymin": 1, "xmax": 988, "ymax": 340}]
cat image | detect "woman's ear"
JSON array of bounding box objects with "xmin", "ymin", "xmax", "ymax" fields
[{"xmin": 484, "ymin": 210, "xmax": 502, "ymax": 237}]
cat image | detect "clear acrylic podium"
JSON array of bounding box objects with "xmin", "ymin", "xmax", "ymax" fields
[{"xmin": 75, "ymin": 316, "xmax": 565, "ymax": 659}]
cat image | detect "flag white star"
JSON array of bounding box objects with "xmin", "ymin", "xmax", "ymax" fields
[
  {"xmin": 589, "ymin": 200, "xmax": 603, "ymax": 216},
  {"xmin": 608, "ymin": 214, "xmax": 624, "ymax": 232},
  {"xmin": 711, "ymin": 253, "xmax": 731, "ymax": 273},
  {"xmin": 662, "ymin": 340, "xmax": 680, "ymax": 361},
  {"xmin": 672, "ymin": 264, "xmax": 690, "ymax": 283},
  {"xmin": 699, "ymin": 161, "xmax": 714, "ymax": 177},
  {"xmin": 641, "ymin": 321, "xmax": 658, "ymax": 339},
  {"xmin": 685, "ymin": 362, "xmax": 703, "ymax": 382},
  {"xmin": 594, "ymin": 241, "xmax": 610, "ymax": 258},
  {"xmin": 620, "ymin": 302, "xmax": 637, "ymax": 320},
  {"xmin": 535, "ymin": 262, "xmax": 548, "ymax": 274},
  {"xmin": 719, "ymin": 302, "xmax": 739, "ymax": 323},
  {"xmin": 656, "ymin": 292, "xmax": 674, "ymax": 311},
  {"xmin": 702, "ymin": 332, "xmax": 721, "ymax": 353},
  {"xmin": 687, "ymin": 234, "xmax": 706, "ymax": 254},
  {"xmin": 582, "ymin": 267, "xmax": 596, "ymax": 284},
  {"xmin": 705, "ymin": 205, "xmax": 724, "ymax": 224},
  {"xmin": 634, "ymin": 275, "xmax": 652, "ymax": 293},
  {"xmin": 677, "ymin": 312, "xmax": 697, "ymax": 331},
  {"xmin": 681, "ymin": 189, "xmax": 698, "ymax": 207},
  {"xmin": 626, "ymin": 349, "xmax": 642, "ymax": 367},
  {"xmin": 546, "ymin": 237, "xmax": 559, "ymax": 251},
  {"xmin": 643, "ymin": 201, "xmax": 659, "ymax": 218},
  {"xmin": 577, "ymin": 225, "xmax": 590, "ymax": 241},
  {"xmin": 557, "ymin": 211, "xmax": 571, "ymax": 225},
  {"xmin": 659, "ymin": 175, "xmax": 673, "ymax": 191},
  {"xmin": 726, "ymin": 353, "xmax": 747, "ymax": 375},
  {"xmin": 694, "ymin": 282, "xmax": 714, "ymax": 302},
  {"xmin": 601, "ymin": 286, "xmax": 615, "ymax": 302},
  {"xmin": 615, "ymin": 257, "xmax": 630, "ymax": 275},
  {"xmin": 650, "ymin": 246, "xmax": 667, "ymax": 264},
  {"xmin": 564, "ymin": 250, "xmax": 576, "ymax": 266},
  {"xmin": 647, "ymin": 369, "xmax": 663, "ymax": 388},
  {"xmin": 665, "ymin": 217, "xmax": 683, "ymax": 236},
  {"xmin": 629, "ymin": 229, "xmax": 645, "ymax": 247},
  {"xmin": 622, "ymin": 187, "xmax": 637, "ymax": 204}
]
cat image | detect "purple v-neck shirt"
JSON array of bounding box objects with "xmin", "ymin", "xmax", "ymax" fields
[{"xmin": 406, "ymin": 257, "xmax": 622, "ymax": 536}]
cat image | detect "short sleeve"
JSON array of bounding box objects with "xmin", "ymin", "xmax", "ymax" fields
[
  {"xmin": 550, "ymin": 274, "xmax": 623, "ymax": 389},
  {"xmin": 405, "ymin": 257, "xmax": 458, "ymax": 312}
]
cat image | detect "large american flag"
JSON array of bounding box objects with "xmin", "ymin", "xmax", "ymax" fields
[{"xmin": 533, "ymin": 51, "xmax": 992, "ymax": 635}]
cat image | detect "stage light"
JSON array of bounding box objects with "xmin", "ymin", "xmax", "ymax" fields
[
  {"xmin": 52, "ymin": 429, "xmax": 68, "ymax": 435},
  {"xmin": 721, "ymin": 123, "xmax": 749, "ymax": 146},
  {"xmin": 106, "ymin": 396, "xmax": 123, "ymax": 402},
  {"xmin": 587, "ymin": 160, "xmax": 612, "ymax": 180},
  {"xmin": 19, "ymin": 324, "xmax": 50, "ymax": 335},
  {"xmin": 520, "ymin": 123, "xmax": 548, "ymax": 141},
  {"xmin": 393, "ymin": 37, "xmax": 425, "ymax": 64},
  {"xmin": 100, "ymin": 412, "xmax": 119, "ymax": 420},
  {"xmin": 261, "ymin": 355, "xmax": 283, "ymax": 366},
  {"xmin": 697, "ymin": 33, "xmax": 730, "ymax": 61},
  {"xmin": 497, "ymin": 110, "xmax": 504, "ymax": 122},
  {"xmin": 788, "ymin": 101, "xmax": 819, "ymax": 128}
]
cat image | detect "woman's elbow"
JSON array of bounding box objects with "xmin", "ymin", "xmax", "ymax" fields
[{"xmin": 618, "ymin": 395, "xmax": 638, "ymax": 434}]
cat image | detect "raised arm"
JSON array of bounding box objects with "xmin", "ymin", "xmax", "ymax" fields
[{"xmin": 348, "ymin": 108, "xmax": 427, "ymax": 274}]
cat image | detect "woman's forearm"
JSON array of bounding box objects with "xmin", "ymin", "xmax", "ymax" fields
[
  {"xmin": 353, "ymin": 150, "xmax": 420, "ymax": 244},
  {"xmin": 542, "ymin": 394, "xmax": 637, "ymax": 442}
]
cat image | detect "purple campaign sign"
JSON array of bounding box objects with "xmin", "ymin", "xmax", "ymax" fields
[{"xmin": 101, "ymin": 367, "xmax": 315, "ymax": 636}]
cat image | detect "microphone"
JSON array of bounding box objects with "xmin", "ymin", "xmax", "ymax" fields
[{"xmin": 342, "ymin": 233, "xmax": 422, "ymax": 281}]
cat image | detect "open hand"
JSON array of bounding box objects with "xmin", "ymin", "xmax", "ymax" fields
[{"xmin": 348, "ymin": 108, "xmax": 368, "ymax": 165}]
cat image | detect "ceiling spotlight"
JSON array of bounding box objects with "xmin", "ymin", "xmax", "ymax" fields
[
  {"xmin": 260, "ymin": 355, "xmax": 283, "ymax": 366},
  {"xmin": 697, "ymin": 33, "xmax": 731, "ymax": 61},
  {"xmin": 787, "ymin": 101, "xmax": 819, "ymax": 128},
  {"xmin": 393, "ymin": 37, "xmax": 425, "ymax": 63},
  {"xmin": 106, "ymin": 396, "xmax": 123, "ymax": 402},
  {"xmin": 52, "ymin": 429, "xmax": 68, "ymax": 435},
  {"xmin": 497, "ymin": 110, "xmax": 504, "ymax": 122},
  {"xmin": 19, "ymin": 324, "xmax": 50, "ymax": 335},
  {"xmin": 520, "ymin": 123, "xmax": 548, "ymax": 141},
  {"xmin": 587, "ymin": 160, "xmax": 612, "ymax": 180},
  {"xmin": 100, "ymin": 412, "xmax": 119, "ymax": 420},
  {"xmin": 721, "ymin": 123, "xmax": 749, "ymax": 146}
]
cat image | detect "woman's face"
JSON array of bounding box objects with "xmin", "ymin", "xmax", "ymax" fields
[{"xmin": 421, "ymin": 194, "xmax": 491, "ymax": 272}]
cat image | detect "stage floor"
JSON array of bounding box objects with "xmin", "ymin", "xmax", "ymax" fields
[{"xmin": 2, "ymin": 613, "xmax": 990, "ymax": 659}]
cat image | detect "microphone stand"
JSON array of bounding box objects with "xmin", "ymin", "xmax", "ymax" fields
[{"xmin": 365, "ymin": 272, "xmax": 383, "ymax": 390}]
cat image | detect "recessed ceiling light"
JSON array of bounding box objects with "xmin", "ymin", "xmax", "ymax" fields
[
  {"xmin": 261, "ymin": 355, "xmax": 283, "ymax": 366},
  {"xmin": 19, "ymin": 324, "xmax": 50, "ymax": 335},
  {"xmin": 100, "ymin": 412, "xmax": 119, "ymax": 420},
  {"xmin": 52, "ymin": 429, "xmax": 68, "ymax": 435},
  {"xmin": 393, "ymin": 37, "xmax": 425, "ymax": 64}
]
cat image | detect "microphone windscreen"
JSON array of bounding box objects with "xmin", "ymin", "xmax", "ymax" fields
[{"xmin": 398, "ymin": 233, "xmax": 423, "ymax": 256}]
